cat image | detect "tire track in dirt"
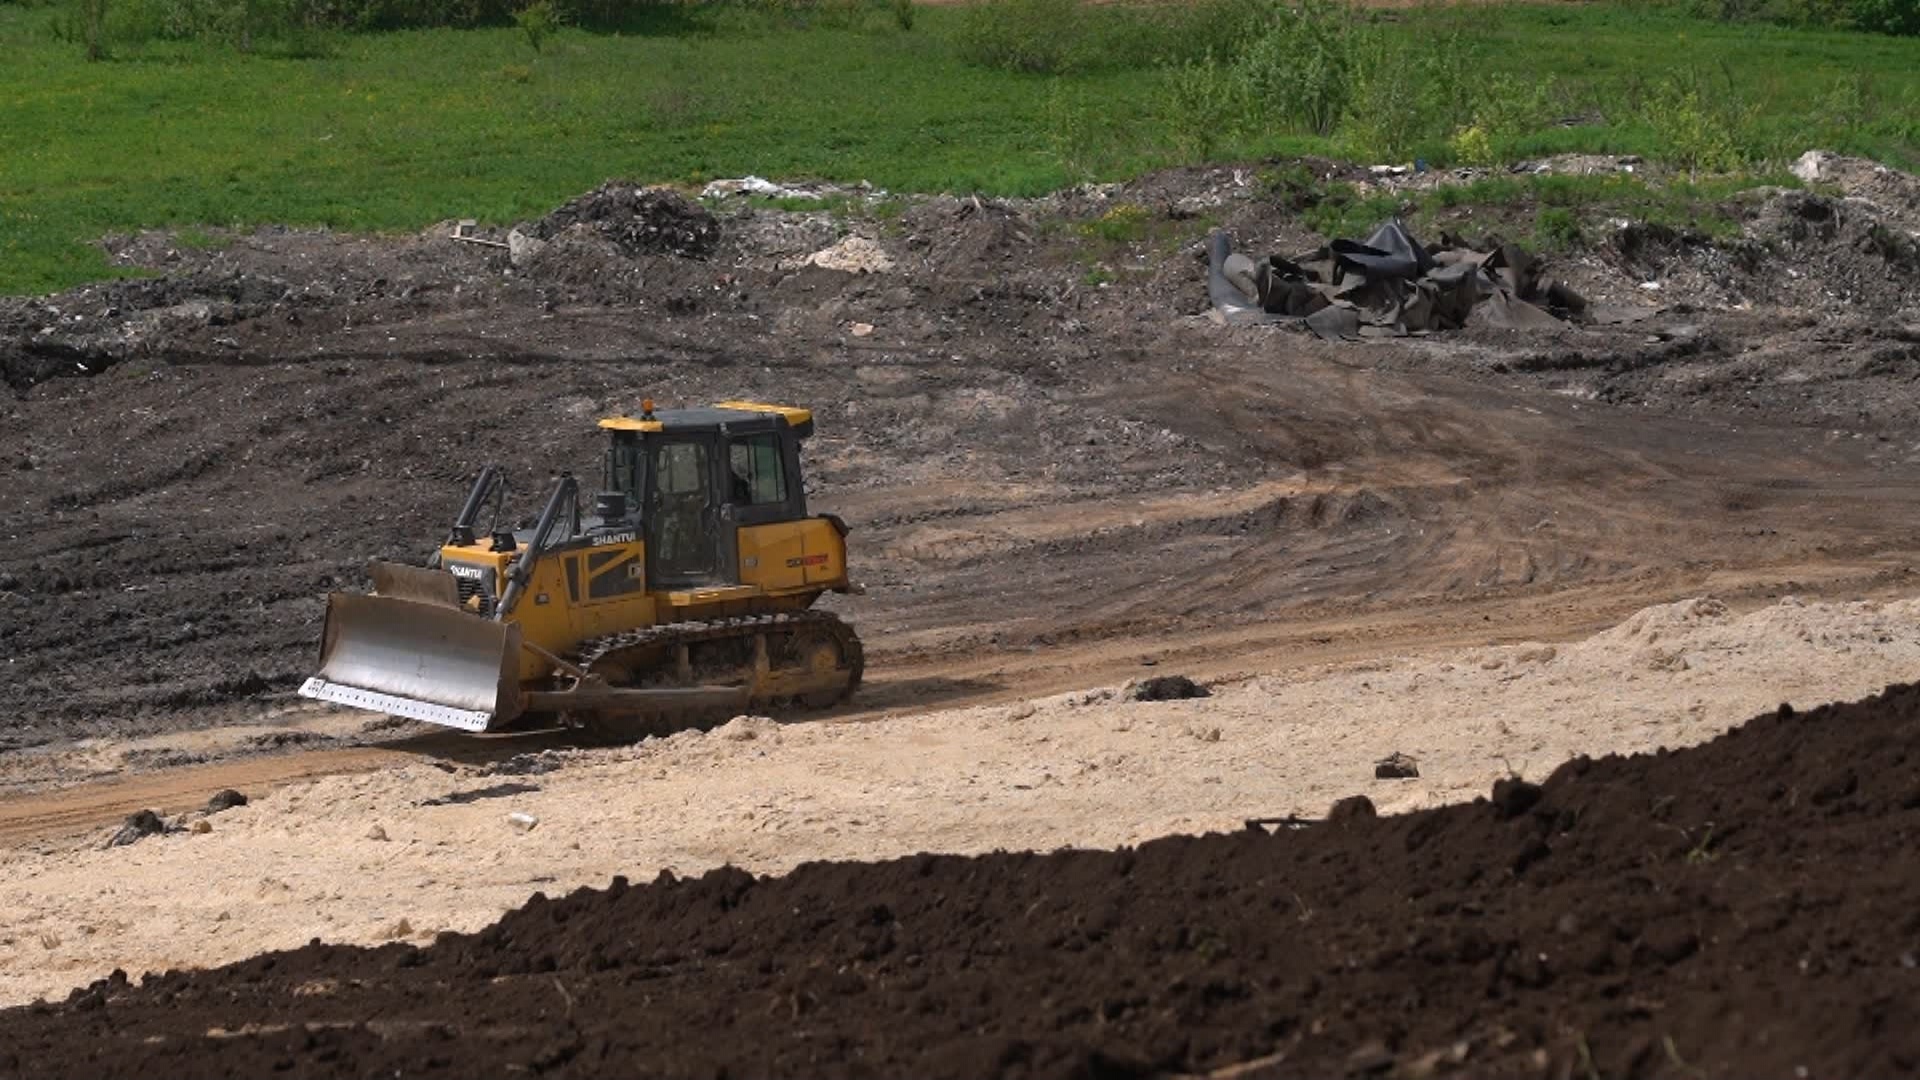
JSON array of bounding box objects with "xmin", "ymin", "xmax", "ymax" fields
[{"xmin": 4, "ymin": 553, "xmax": 1908, "ymax": 849}]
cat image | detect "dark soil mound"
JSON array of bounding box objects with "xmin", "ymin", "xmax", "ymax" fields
[
  {"xmin": 9, "ymin": 684, "xmax": 1920, "ymax": 1078},
  {"xmin": 531, "ymin": 183, "xmax": 720, "ymax": 259}
]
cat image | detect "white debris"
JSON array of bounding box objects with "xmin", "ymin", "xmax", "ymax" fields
[
  {"xmin": 702, "ymin": 175, "xmax": 786, "ymax": 199},
  {"xmin": 1792, "ymin": 149, "xmax": 1834, "ymax": 185},
  {"xmin": 805, "ymin": 235, "xmax": 893, "ymax": 274},
  {"xmin": 506, "ymin": 228, "xmax": 547, "ymax": 267},
  {"xmin": 507, "ymin": 812, "xmax": 539, "ymax": 832}
]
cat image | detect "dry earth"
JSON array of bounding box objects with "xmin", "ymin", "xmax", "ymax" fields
[{"xmin": 2, "ymin": 593, "xmax": 1916, "ymax": 1006}]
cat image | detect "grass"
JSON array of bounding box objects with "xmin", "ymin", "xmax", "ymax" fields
[
  {"xmin": 1266, "ymin": 168, "xmax": 1804, "ymax": 248},
  {"xmin": 0, "ymin": 2, "xmax": 1916, "ymax": 295}
]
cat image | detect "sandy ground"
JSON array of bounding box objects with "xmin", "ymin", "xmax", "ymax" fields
[{"xmin": 1, "ymin": 594, "xmax": 1916, "ymax": 1006}]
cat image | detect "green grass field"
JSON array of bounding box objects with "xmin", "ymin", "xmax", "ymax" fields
[{"xmin": 2, "ymin": 1, "xmax": 1916, "ymax": 295}]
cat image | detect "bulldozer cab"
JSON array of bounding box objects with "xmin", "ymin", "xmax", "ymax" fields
[{"xmin": 602, "ymin": 401, "xmax": 813, "ymax": 590}]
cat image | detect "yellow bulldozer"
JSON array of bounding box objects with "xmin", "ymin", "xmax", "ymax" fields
[{"xmin": 299, "ymin": 401, "xmax": 862, "ymax": 737}]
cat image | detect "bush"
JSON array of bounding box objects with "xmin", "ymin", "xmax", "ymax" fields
[
  {"xmin": 1641, "ymin": 76, "xmax": 1751, "ymax": 173},
  {"xmin": 1850, "ymin": 0, "xmax": 1919, "ymax": 33},
  {"xmin": 1160, "ymin": 53, "xmax": 1249, "ymax": 158},
  {"xmin": 955, "ymin": 0, "xmax": 1079, "ymax": 74},
  {"xmin": 1339, "ymin": 24, "xmax": 1474, "ymax": 162},
  {"xmin": 1231, "ymin": 0, "xmax": 1358, "ymax": 136},
  {"xmin": 513, "ymin": 0, "xmax": 560, "ymax": 50},
  {"xmin": 1693, "ymin": 0, "xmax": 1916, "ymax": 34}
]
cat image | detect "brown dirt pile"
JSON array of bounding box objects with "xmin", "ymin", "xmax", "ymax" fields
[{"xmin": 7, "ymin": 683, "xmax": 1920, "ymax": 1079}]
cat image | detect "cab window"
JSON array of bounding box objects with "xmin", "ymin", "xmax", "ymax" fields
[{"xmin": 728, "ymin": 435, "xmax": 788, "ymax": 505}]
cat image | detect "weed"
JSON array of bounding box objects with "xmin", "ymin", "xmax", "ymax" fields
[
  {"xmin": 1232, "ymin": 0, "xmax": 1358, "ymax": 137},
  {"xmin": 499, "ymin": 61, "xmax": 531, "ymax": 82},
  {"xmin": 1535, "ymin": 207, "xmax": 1584, "ymax": 250},
  {"xmin": 888, "ymin": 0, "xmax": 911, "ymax": 32},
  {"xmin": 1077, "ymin": 202, "xmax": 1151, "ymax": 244},
  {"xmin": 1685, "ymin": 822, "xmax": 1719, "ymax": 863},
  {"xmin": 175, "ymin": 227, "xmax": 227, "ymax": 250},
  {"xmin": 512, "ymin": 0, "xmax": 559, "ymax": 52},
  {"xmin": 1160, "ymin": 54, "xmax": 1247, "ymax": 161},
  {"xmin": 1450, "ymin": 125, "xmax": 1497, "ymax": 167},
  {"xmin": 1641, "ymin": 73, "xmax": 1755, "ymax": 174},
  {"xmin": 955, "ymin": 0, "xmax": 1076, "ymax": 74}
]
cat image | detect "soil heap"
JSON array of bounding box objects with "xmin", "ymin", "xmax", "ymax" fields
[{"xmin": 6, "ymin": 683, "xmax": 1919, "ymax": 1079}]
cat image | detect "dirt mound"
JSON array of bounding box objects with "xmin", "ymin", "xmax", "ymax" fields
[
  {"xmin": 529, "ymin": 183, "xmax": 720, "ymax": 259},
  {"xmin": 9, "ymin": 683, "xmax": 1920, "ymax": 1077}
]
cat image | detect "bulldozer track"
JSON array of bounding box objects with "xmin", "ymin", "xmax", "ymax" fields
[{"xmin": 566, "ymin": 610, "xmax": 864, "ymax": 739}]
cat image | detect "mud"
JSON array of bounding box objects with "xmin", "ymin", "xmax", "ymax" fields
[
  {"xmin": 5, "ymin": 159, "xmax": 1920, "ymax": 756},
  {"xmin": 5, "ymin": 682, "xmax": 1917, "ymax": 1078}
]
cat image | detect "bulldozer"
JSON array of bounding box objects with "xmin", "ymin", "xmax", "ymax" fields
[{"xmin": 299, "ymin": 400, "xmax": 862, "ymax": 738}]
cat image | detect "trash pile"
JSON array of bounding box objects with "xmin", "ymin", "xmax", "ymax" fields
[
  {"xmin": 530, "ymin": 182, "xmax": 721, "ymax": 259},
  {"xmin": 1208, "ymin": 222, "xmax": 1589, "ymax": 339}
]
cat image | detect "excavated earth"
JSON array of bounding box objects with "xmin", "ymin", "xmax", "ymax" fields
[
  {"xmin": 3, "ymin": 156, "xmax": 1920, "ymax": 1077},
  {"xmin": 3, "ymin": 158, "xmax": 1920, "ymax": 756},
  {"xmin": 5, "ymin": 683, "xmax": 1920, "ymax": 1079}
]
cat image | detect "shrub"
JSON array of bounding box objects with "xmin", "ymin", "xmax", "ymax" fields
[
  {"xmin": 513, "ymin": 0, "xmax": 560, "ymax": 50},
  {"xmin": 1449, "ymin": 124, "xmax": 1495, "ymax": 166},
  {"xmin": 1536, "ymin": 206, "xmax": 1583, "ymax": 249},
  {"xmin": 955, "ymin": 0, "xmax": 1078, "ymax": 74},
  {"xmin": 1641, "ymin": 76, "xmax": 1750, "ymax": 173},
  {"xmin": 1160, "ymin": 53, "xmax": 1249, "ymax": 159},
  {"xmin": 1231, "ymin": 0, "xmax": 1358, "ymax": 136}
]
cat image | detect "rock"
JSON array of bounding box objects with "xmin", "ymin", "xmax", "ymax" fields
[
  {"xmin": 1345, "ymin": 1038, "xmax": 1395, "ymax": 1074},
  {"xmin": 189, "ymin": 819, "xmax": 212, "ymax": 835},
  {"xmin": 715, "ymin": 715, "xmax": 779, "ymax": 742},
  {"xmin": 108, "ymin": 809, "xmax": 166, "ymax": 847},
  {"xmin": 507, "ymin": 228, "xmax": 547, "ymax": 267},
  {"xmin": 848, "ymin": 321, "xmax": 875, "ymax": 337},
  {"xmin": 205, "ymin": 789, "xmax": 248, "ymax": 813},
  {"xmin": 1327, "ymin": 795, "xmax": 1377, "ymax": 823},
  {"xmin": 383, "ymin": 918, "xmax": 413, "ymax": 940},
  {"xmin": 1125, "ymin": 675, "xmax": 1211, "ymax": 702},
  {"xmin": 507, "ymin": 811, "xmax": 539, "ymax": 832},
  {"xmin": 366, "ymin": 824, "xmax": 389, "ymax": 842},
  {"xmin": 1375, "ymin": 752, "xmax": 1420, "ymax": 779},
  {"xmin": 1491, "ymin": 777, "xmax": 1543, "ymax": 820}
]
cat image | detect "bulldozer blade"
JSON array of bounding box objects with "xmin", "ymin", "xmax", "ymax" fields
[
  {"xmin": 368, "ymin": 559, "xmax": 461, "ymax": 607},
  {"xmin": 299, "ymin": 592, "xmax": 522, "ymax": 732}
]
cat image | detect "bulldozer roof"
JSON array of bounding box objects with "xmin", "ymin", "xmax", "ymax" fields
[{"xmin": 598, "ymin": 401, "xmax": 813, "ymax": 435}]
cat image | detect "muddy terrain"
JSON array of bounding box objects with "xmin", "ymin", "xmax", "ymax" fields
[
  {"xmin": 4, "ymin": 158, "xmax": 1920, "ymax": 756},
  {"xmin": 7, "ymin": 682, "xmax": 1919, "ymax": 1079},
  {"xmin": 4, "ymin": 153, "xmax": 1920, "ymax": 1077}
]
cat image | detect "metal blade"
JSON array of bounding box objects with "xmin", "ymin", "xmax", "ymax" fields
[
  {"xmin": 368, "ymin": 560, "xmax": 461, "ymax": 606},
  {"xmin": 301, "ymin": 592, "xmax": 522, "ymax": 731}
]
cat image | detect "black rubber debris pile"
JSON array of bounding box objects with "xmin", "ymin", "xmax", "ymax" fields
[
  {"xmin": 8, "ymin": 685, "xmax": 1920, "ymax": 1079},
  {"xmin": 1209, "ymin": 223, "xmax": 1595, "ymax": 338},
  {"xmin": 530, "ymin": 182, "xmax": 721, "ymax": 259}
]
